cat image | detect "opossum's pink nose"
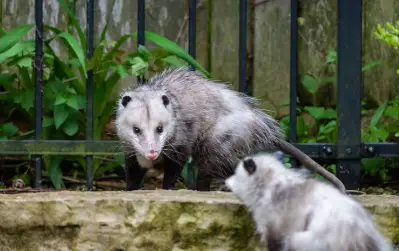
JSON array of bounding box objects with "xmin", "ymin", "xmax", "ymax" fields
[{"xmin": 146, "ymin": 152, "xmax": 159, "ymax": 160}]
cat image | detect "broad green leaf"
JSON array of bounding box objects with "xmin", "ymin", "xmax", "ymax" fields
[
  {"xmin": 57, "ymin": 32, "xmax": 87, "ymax": 77},
  {"xmin": 303, "ymin": 106, "xmax": 335, "ymax": 120},
  {"xmin": 54, "ymin": 94, "xmax": 68, "ymax": 105},
  {"xmin": 362, "ymin": 61, "xmax": 382, "ymax": 72},
  {"xmin": 49, "ymin": 156, "xmax": 64, "ymax": 189},
  {"xmin": 54, "ymin": 104, "xmax": 70, "ymax": 129},
  {"xmin": 66, "ymin": 95, "xmax": 80, "ymax": 110},
  {"xmin": 0, "ymin": 40, "xmax": 33, "ymax": 64},
  {"xmin": 0, "ymin": 24, "xmax": 34, "ymax": 54},
  {"xmin": 130, "ymin": 56, "xmax": 149, "ymax": 76},
  {"xmin": 76, "ymin": 96, "xmax": 86, "ymax": 110},
  {"xmin": 384, "ymin": 106, "xmax": 399, "ymax": 119},
  {"xmin": 1, "ymin": 122, "xmax": 19, "ymax": 136},
  {"xmin": 0, "ymin": 74, "xmax": 17, "ymax": 89},
  {"xmin": 42, "ymin": 116, "xmax": 54, "ymax": 127},
  {"xmin": 16, "ymin": 57, "xmax": 32, "ymax": 68},
  {"xmin": 370, "ymin": 101, "xmax": 387, "ymax": 127},
  {"xmin": 302, "ymin": 75, "xmax": 320, "ymax": 94},
  {"xmin": 62, "ymin": 119, "xmax": 79, "ymax": 136},
  {"xmin": 14, "ymin": 90, "xmax": 34, "ymax": 111}
]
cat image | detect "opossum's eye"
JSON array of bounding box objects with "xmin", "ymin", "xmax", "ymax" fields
[
  {"xmin": 243, "ymin": 158, "xmax": 256, "ymax": 175},
  {"xmin": 161, "ymin": 95, "xmax": 169, "ymax": 107},
  {"xmin": 156, "ymin": 126, "xmax": 163, "ymax": 134},
  {"xmin": 133, "ymin": 126, "xmax": 141, "ymax": 134},
  {"xmin": 121, "ymin": 96, "xmax": 132, "ymax": 107}
]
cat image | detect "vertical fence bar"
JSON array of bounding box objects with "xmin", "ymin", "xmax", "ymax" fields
[
  {"xmin": 85, "ymin": 0, "xmax": 94, "ymax": 190},
  {"xmin": 289, "ymin": 0, "xmax": 298, "ymax": 168},
  {"xmin": 137, "ymin": 0, "xmax": 145, "ymax": 49},
  {"xmin": 33, "ymin": 0, "xmax": 43, "ymax": 188},
  {"xmin": 188, "ymin": 0, "xmax": 197, "ymax": 70},
  {"xmin": 186, "ymin": 0, "xmax": 197, "ymax": 189},
  {"xmin": 336, "ymin": 0, "xmax": 362, "ymax": 190},
  {"xmin": 238, "ymin": 0, "xmax": 247, "ymax": 93}
]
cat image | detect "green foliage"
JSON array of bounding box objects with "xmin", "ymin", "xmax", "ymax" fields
[
  {"xmin": 279, "ymin": 48, "xmax": 398, "ymax": 183},
  {"xmin": 0, "ymin": 0, "xmax": 208, "ymax": 189},
  {"xmin": 375, "ymin": 20, "xmax": 399, "ymax": 74}
]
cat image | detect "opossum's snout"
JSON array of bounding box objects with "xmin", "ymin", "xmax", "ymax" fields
[{"xmin": 145, "ymin": 150, "xmax": 160, "ymax": 160}]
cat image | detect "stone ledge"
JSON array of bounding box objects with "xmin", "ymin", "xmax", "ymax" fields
[{"xmin": 0, "ymin": 190, "xmax": 397, "ymax": 251}]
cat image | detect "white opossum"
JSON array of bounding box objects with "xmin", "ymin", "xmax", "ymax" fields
[
  {"xmin": 115, "ymin": 67, "xmax": 345, "ymax": 192},
  {"xmin": 225, "ymin": 153, "xmax": 393, "ymax": 251}
]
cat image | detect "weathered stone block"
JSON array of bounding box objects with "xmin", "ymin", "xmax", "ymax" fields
[{"xmin": 0, "ymin": 191, "xmax": 398, "ymax": 251}]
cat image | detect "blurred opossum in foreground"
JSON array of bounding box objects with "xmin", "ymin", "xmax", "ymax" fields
[
  {"xmin": 225, "ymin": 153, "xmax": 392, "ymax": 251},
  {"xmin": 115, "ymin": 68, "xmax": 345, "ymax": 192}
]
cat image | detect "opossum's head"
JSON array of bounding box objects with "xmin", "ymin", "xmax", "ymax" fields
[
  {"xmin": 225, "ymin": 154, "xmax": 282, "ymax": 202},
  {"xmin": 116, "ymin": 91, "xmax": 175, "ymax": 161}
]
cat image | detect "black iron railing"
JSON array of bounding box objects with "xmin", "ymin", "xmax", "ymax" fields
[{"xmin": 0, "ymin": 0, "xmax": 398, "ymax": 191}]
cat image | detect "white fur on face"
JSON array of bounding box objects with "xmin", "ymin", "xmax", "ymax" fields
[{"xmin": 116, "ymin": 92, "xmax": 175, "ymax": 158}]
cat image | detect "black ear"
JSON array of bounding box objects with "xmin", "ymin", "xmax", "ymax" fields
[
  {"xmin": 162, "ymin": 95, "xmax": 169, "ymax": 107},
  {"xmin": 121, "ymin": 96, "xmax": 132, "ymax": 107},
  {"xmin": 243, "ymin": 158, "xmax": 256, "ymax": 175}
]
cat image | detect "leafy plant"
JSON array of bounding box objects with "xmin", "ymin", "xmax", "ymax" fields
[
  {"xmin": 278, "ymin": 47, "xmax": 399, "ymax": 183},
  {"xmin": 375, "ymin": 20, "xmax": 399, "ymax": 75}
]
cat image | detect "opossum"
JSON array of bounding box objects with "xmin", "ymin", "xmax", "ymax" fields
[
  {"xmin": 115, "ymin": 67, "xmax": 345, "ymax": 192},
  {"xmin": 225, "ymin": 153, "xmax": 393, "ymax": 251}
]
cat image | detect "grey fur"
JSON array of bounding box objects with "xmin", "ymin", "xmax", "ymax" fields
[
  {"xmin": 115, "ymin": 68, "xmax": 345, "ymax": 191},
  {"xmin": 225, "ymin": 153, "xmax": 393, "ymax": 251}
]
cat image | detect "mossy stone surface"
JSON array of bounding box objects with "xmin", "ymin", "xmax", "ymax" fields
[{"xmin": 0, "ymin": 190, "xmax": 397, "ymax": 251}]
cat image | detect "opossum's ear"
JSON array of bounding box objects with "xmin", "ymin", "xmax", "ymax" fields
[
  {"xmin": 121, "ymin": 96, "xmax": 132, "ymax": 107},
  {"xmin": 243, "ymin": 158, "xmax": 256, "ymax": 175},
  {"xmin": 162, "ymin": 95, "xmax": 169, "ymax": 107}
]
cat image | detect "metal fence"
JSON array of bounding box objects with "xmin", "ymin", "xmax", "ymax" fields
[{"xmin": 0, "ymin": 0, "xmax": 398, "ymax": 191}]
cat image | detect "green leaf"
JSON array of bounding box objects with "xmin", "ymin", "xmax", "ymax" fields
[
  {"xmin": 0, "ymin": 24, "xmax": 34, "ymax": 54},
  {"xmin": 138, "ymin": 45, "xmax": 153, "ymax": 61},
  {"xmin": 302, "ymin": 75, "xmax": 320, "ymax": 94},
  {"xmin": 304, "ymin": 106, "xmax": 325, "ymax": 120},
  {"xmin": 53, "ymin": 104, "xmax": 70, "ymax": 129},
  {"xmin": 1, "ymin": 122, "xmax": 19, "ymax": 136},
  {"xmin": 66, "ymin": 96, "xmax": 80, "ymax": 110},
  {"xmin": 57, "ymin": 32, "xmax": 87, "ymax": 78},
  {"xmin": 54, "ymin": 94, "xmax": 68, "ymax": 105},
  {"xmin": 113, "ymin": 64, "xmax": 129, "ymax": 79},
  {"xmin": 370, "ymin": 101, "xmax": 387, "ymax": 127},
  {"xmin": 42, "ymin": 116, "xmax": 54, "ymax": 128},
  {"xmin": 76, "ymin": 96, "xmax": 86, "ymax": 110},
  {"xmin": 326, "ymin": 49, "xmax": 337, "ymax": 64},
  {"xmin": 144, "ymin": 31, "xmax": 210, "ymax": 78},
  {"xmin": 161, "ymin": 55, "xmax": 188, "ymax": 68},
  {"xmin": 16, "ymin": 57, "xmax": 32, "ymax": 68},
  {"xmin": 361, "ymin": 61, "xmax": 382, "ymax": 72},
  {"xmin": 0, "ymin": 40, "xmax": 35, "ymax": 64},
  {"xmin": 49, "ymin": 156, "xmax": 64, "ymax": 189},
  {"xmin": 278, "ymin": 98, "xmax": 290, "ymax": 107},
  {"xmin": 57, "ymin": 0, "xmax": 86, "ymax": 54},
  {"xmin": 130, "ymin": 56, "xmax": 149, "ymax": 76},
  {"xmin": 14, "ymin": 90, "xmax": 34, "ymax": 111},
  {"xmin": 62, "ymin": 119, "xmax": 79, "ymax": 136},
  {"xmin": 395, "ymin": 132, "xmax": 399, "ymax": 137}
]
